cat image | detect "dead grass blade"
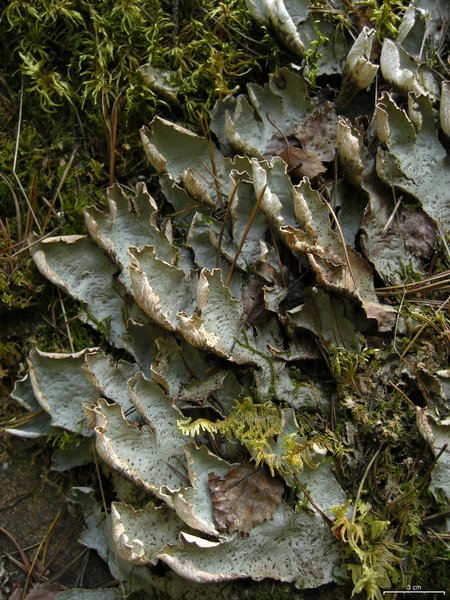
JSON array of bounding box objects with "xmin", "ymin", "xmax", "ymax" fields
[
  {"xmin": 376, "ymin": 270, "xmax": 450, "ymax": 298},
  {"xmin": 199, "ymin": 111, "xmax": 224, "ymax": 209},
  {"xmin": 322, "ymin": 196, "xmax": 357, "ymax": 289},
  {"xmin": 42, "ymin": 147, "xmax": 78, "ymax": 231},
  {"xmin": 400, "ymin": 296, "xmax": 450, "ymax": 360},
  {"xmin": 0, "ymin": 527, "xmax": 32, "ymax": 573},
  {"xmin": 13, "ymin": 78, "xmax": 42, "ymax": 237},
  {"xmin": 225, "ymin": 184, "xmax": 267, "ymax": 287},
  {"xmin": 217, "ymin": 177, "xmax": 239, "ymax": 268},
  {"xmin": 22, "ymin": 509, "xmax": 62, "ymax": 598}
]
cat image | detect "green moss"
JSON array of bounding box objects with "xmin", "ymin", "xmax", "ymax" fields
[
  {"xmin": 304, "ymin": 18, "xmax": 329, "ymax": 87},
  {"xmin": 309, "ymin": 324, "xmax": 449, "ymax": 597},
  {"xmin": 409, "ymin": 536, "xmax": 450, "ymax": 590},
  {"xmin": 1, "ymin": 0, "xmax": 289, "ymax": 122},
  {"xmin": 0, "ymin": 258, "xmax": 44, "ymax": 309},
  {"xmin": 47, "ymin": 428, "xmax": 84, "ymax": 451},
  {"xmin": 359, "ymin": 0, "xmax": 408, "ymax": 40}
]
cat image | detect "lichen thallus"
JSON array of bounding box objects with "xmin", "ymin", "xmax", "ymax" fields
[{"xmin": 191, "ymin": 115, "xmax": 340, "ymax": 354}]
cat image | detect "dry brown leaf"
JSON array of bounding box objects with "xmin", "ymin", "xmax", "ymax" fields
[
  {"xmin": 295, "ymin": 101, "xmax": 338, "ymax": 163},
  {"xmin": 242, "ymin": 274, "xmax": 270, "ymax": 325},
  {"xmin": 278, "ymin": 146, "xmax": 326, "ymax": 180},
  {"xmin": 264, "ymin": 115, "xmax": 327, "ymax": 180},
  {"xmin": 208, "ymin": 464, "xmax": 284, "ymax": 535},
  {"xmin": 398, "ymin": 209, "xmax": 436, "ymax": 260}
]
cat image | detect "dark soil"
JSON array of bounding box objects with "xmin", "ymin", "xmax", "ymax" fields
[{"xmin": 0, "ymin": 433, "xmax": 112, "ymax": 598}]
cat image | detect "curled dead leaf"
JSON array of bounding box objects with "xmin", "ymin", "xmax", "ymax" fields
[
  {"xmin": 208, "ymin": 464, "xmax": 284, "ymax": 534},
  {"xmin": 415, "ymin": 407, "xmax": 435, "ymax": 451},
  {"xmin": 278, "ymin": 146, "xmax": 327, "ymax": 180},
  {"xmin": 265, "ymin": 115, "xmax": 326, "ymax": 180}
]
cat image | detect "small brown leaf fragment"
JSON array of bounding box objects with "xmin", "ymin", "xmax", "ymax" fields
[
  {"xmin": 208, "ymin": 464, "xmax": 284, "ymax": 534},
  {"xmin": 399, "ymin": 209, "xmax": 436, "ymax": 260},
  {"xmin": 295, "ymin": 101, "xmax": 338, "ymax": 163},
  {"xmin": 278, "ymin": 147, "xmax": 327, "ymax": 180},
  {"xmin": 242, "ymin": 274, "xmax": 270, "ymax": 325},
  {"xmin": 264, "ymin": 115, "xmax": 326, "ymax": 180},
  {"xmin": 415, "ymin": 407, "xmax": 435, "ymax": 451}
]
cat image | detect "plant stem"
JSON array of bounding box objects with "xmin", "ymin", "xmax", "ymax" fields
[{"xmin": 352, "ymin": 447, "xmax": 381, "ymax": 524}]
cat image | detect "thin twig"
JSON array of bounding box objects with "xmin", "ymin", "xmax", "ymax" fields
[
  {"xmin": 73, "ymin": 549, "xmax": 90, "ymax": 588},
  {"xmin": 388, "ymin": 380, "xmax": 416, "ymax": 410},
  {"xmin": 400, "ymin": 296, "xmax": 450, "ymax": 359},
  {"xmin": 217, "ymin": 177, "xmax": 239, "ymax": 268},
  {"xmin": 22, "ymin": 510, "xmax": 62, "ymax": 598},
  {"xmin": 225, "ymin": 184, "xmax": 267, "ymax": 287},
  {"xmin": 43, "ymin": 147, "xmax": 78, "ymax": 231},
  {"xmin": 167, "ymin": 204, "xmax": 199, "ymax": 218},
  {"xmin": 322, "ymin": 196, "xmax": 357, "ymax": 289},
  {"xmin": 0, "ymin": 218, "xmax": 12, "ymax": 261},
  {"xmin": 92, "ymin": 441, "xmax": 127, "ymax": 598},
  {"xmin": 382, "ymin": 194, "xmax": 403, "ymax": 234},
  {"xmin": 2, "ymin": 552, "xmax": 33, "ymax": 574},
  {"xmin": 199, "ymin": 112, "xmax": 223, "ymax": 209},
  {"xmin": 0, "ymin": 410, "xmax": 44, "ymax": 432},
  {"xmin": 352, "ymin": 447, "xmax": 381, "ymax": 525},
  {"xmin": 12, "ymin": 76, "xmax": 24, "ymax": 175},
  {"xmin": 376, "ymin": 270, "xmax": 450, "ymax": 295},
  {"xmin": 13, "ymin": 166, "xmax": 42, "ymax": 237},
  {"xmin": 422, "ymin": 510, "xmax": 450, "ymax": 522},
  {"xmin": 92, "ymin": 440, "xmax": 108, "ymax": 518},
  {"xmin": 191, "ymin": 165, "xmax": 224, "ymax": 201},
  {"xmin": 294, "ymin": 476, "xmax": 334, "ymax": 526},
  {"xmin": 47, "ymin": 548, "xmax": 89, "ymax": 584},
  {"xmin": 12, "ymin": 77, "xmax": 42, "ymax": 236},
  {"xmin": 109, "ymin": 95, "xmax": 120, "ymax": 186},
  {"xmin": 35, "ymin": 522, "xmax": 80, "ymax": 575},
  {"xmin": 0, "ymin": 527, "xmax": 31, "ymax": 573},
  {"xmin": 393, "ymin": 288, "xmax": 406, "ymax": 355},
  {"xmin": 58, "ymin": 290, "xmax": 75, "ymax": 353},
  {"xmin": 11, "ymin": 228, "xmax": 59, "ymax": 259}
]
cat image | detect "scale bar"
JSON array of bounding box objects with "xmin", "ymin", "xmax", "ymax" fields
[{"xmin": 383, "ymin": 593, "xmax": 446, "ymax": 596}]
